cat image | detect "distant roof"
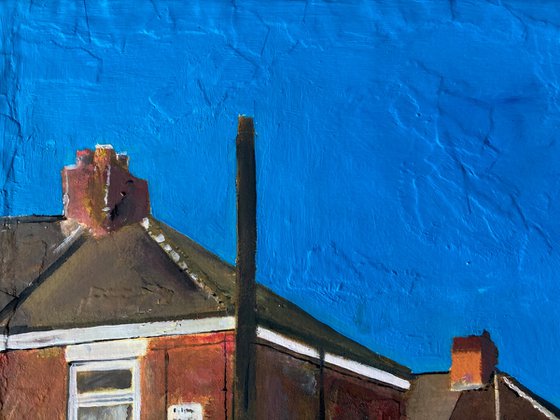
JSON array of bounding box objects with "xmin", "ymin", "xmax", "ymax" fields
[
  {"xmin": 405, "ymin": 372, "xmax": 560, "ymax": 420},
  {"xmin": 0, "ymin": 215, "xmax": 411, "ymax": 378}
]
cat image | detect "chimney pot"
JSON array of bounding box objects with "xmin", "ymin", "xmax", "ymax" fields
[
  {"xmin": 117, "ymin": 153, "xmax": 129, "ymax": 168},
  {"xmin": 450, "ymin": 330, "xmax": 498, "ymax": 391},
  {"xmin": 76, "ymin": 149, "xmax": 94, "ymax": 166}
]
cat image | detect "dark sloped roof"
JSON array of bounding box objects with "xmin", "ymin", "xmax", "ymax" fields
[
  {"xmin": 497, "ymin": 374, "xmax": 560, "ymax": 420},
  {"xmin": 0, "ymin": 216, "xmax": 85, "ymax": 310},
  {"xmin": 405, "ymin": 372, "xmax": 560, "ymax": 420},
  {"xmin": 0, "ymin": 215, "xmax": 410, "ymax": 377},
  {"xmin": 255, "ymin": 287, "xmax": 411, "ymax": 378},
  {"xmin": 0, "ymin": 220, "xmax": 227, "ymax": 333},
  {"xmin": 405, "ymin": 373, "xmax": 462, "ymax": 420}
]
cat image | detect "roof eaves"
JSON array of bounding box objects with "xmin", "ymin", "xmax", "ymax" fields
[{"xmin": 256, "ymin": 285, "xmax": 413, "ymax": 379}]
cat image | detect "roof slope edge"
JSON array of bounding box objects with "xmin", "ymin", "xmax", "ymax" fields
[{"xmin": 149, "ymin": 217, "xmax": 411, "ymax": 378}]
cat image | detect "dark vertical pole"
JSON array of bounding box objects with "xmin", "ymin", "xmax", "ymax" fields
[
  {"xmin": 234, "ymin": 116, "xmax": 257, "ymax": 419},
  {"xmin": 319, "ymin": 350, "xmax": 325, "ymax": 420}
]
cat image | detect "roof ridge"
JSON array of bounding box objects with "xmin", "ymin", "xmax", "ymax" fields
[{"xmin": 140, "ymin": 217, "xmax": 232, "ymax": 311}]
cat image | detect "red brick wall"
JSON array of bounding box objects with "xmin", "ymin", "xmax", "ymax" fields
[
  {"xmin": 0, "ymin": 333, "xmax": 405, "ymax": 420},
  {"xmin": 324, "ymin": 367, "xmax": 404, "ymax": 420},
  {"xmin": 256, "ymin": 344, "xmax": 321, "ymax": 419},
  {"xmin": 0, "ymin": 347, "xmax": 68, "ymax": 420},
  {"xmin": 141, "ymin": 331, "xmax": 235, "ymax": 420},
  {"xmin": 255, "ymin": 343, "xmax": 406, "ymax": 420},
  {"xmin": 0, "ymin": 332, "xmax": 234, "ymax": 420}
]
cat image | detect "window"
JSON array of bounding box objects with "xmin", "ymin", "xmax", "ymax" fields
[
  {"xmin": 69, "ymin": 359, "xmax": 140, "ymax": 420},
  {"xmin": 66, "ymin": 339, "xmax": 147, "ymax": 420}
]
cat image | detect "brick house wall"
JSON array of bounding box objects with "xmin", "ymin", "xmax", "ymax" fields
[
  {"xmin": 324, "ymin": 367, "xmax": 404, "ymax": 419},
  {"xmin": 0, "ymin": 330, "xmax": 406, "ymax": 420},
  {"xmin": 0, "ymin": 331, "xmax": 234, "ymax": 420},
  {"xmin": 0, "ymin": 347, "xmax": 68, "ymax": 419},
  {"xmin": 256, "ymin": 344, "xmax": 321, "ymax": 418},
  {"xmin": 255, "ymin": 343, "xmax": 406, "ymax": 420},
  {"xmin": 141, "ymin": 332, "xmax": 235, "ymax": 419}
]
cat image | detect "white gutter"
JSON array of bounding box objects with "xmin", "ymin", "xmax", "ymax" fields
[
  {"xmin": 0, "ymin": 321, "xmax": 410, "ymax": 391},
  {"xmin": 1, "ymin": 316, "xmax": 235, "ymax": 351},
  {"xmin": 256, "ymin": 326, "xmax": 410, "ymax": 390}
]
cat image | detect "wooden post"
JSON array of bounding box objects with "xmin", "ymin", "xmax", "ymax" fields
[{"xmin": 234, "ymin": 116, "xmax": 257, "ymax": 419}]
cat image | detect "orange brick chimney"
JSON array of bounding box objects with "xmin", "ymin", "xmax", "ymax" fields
[
  {"xmin": 450, "ymin": 331, "xmax": 498, "ymax": 391},
  {"xmin": 62, "ymin": 145, "xmax": 150, "ymax": 236}
]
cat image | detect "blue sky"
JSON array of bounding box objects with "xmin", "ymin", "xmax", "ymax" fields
[{"xmin": 2, "ymin": 0, "xmax": 560, "ymax": 406}]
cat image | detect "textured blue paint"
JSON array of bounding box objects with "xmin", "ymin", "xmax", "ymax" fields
[{"xmin": 2, "ymin": 0, "xmax": 560, "ymax": 406}]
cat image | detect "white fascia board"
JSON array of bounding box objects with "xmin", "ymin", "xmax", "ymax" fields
[
  {"xmin": 256, "ymin": 326, "xmax": 320, "ymax": 359},
  {"xmin": 256, "ymin": 326, "xmax": 410, "ymax": 390},
  {"xmin": 6, "ymin": 316, "xmax": 235, "ymax": 351},
  {"xmin": 324, "ymin": 353, "xmax": 411, "ymax": 390},
  {"xmin": 66, "ymin": 338, "xmax": 148, "ymax": 362},
  {"xmin": 4, "ymin": 318, "xmax": 410, "ymax": 390},
  {"xmin": 502, "ymin": 376, "xmax": 559, "ymax": 420}
]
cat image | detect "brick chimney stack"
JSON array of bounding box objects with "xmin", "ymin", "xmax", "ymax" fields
[
  {"xmin": 62, "ymin": 145, "xmax": 150, "ymax": 236},
  {"xmin": 450, "ymin": 331, "xmax": 498, "ymax": 391}
]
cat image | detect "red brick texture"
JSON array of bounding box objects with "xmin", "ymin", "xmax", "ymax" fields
[
  {"xmin": 324, "ymin": 367, "xmax": 404, "ymax": 420},
  {"xmin": 0, "ymin": 332, "xmax": 234, "ymax": 420},
  {"xmin": 0, "ymin": 347, "xmax": 68, "ymax": 420},
  {"xmin": 256, "ymin": 343, "xmax": 406, "ymax": 420},
  {"xmin": 450, "ymin": 331, "xmax": 498, "ymax": 390},
  {"xmin": 141, "ymin": 331, "xmax": 234, "ymax": 420},
  {"xmin": 0, "ymin": 332, "xmax": 406, "ymax": 419},
  {"xmin": 256, "ymin": 344, "xmax": 321, "ymax": 418},
  {"xmin": 62, "ymin": 146, "xmax": 149, "ymax": 236}
]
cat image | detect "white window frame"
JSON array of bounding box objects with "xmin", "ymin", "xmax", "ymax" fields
[{"xmin": 67, "ymin": 339, "xmax": 146, "ymax": 420}]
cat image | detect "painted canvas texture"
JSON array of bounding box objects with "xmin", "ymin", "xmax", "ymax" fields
[{"xmin": 1, "ymin": 0, "xmax": 560, "ymax": 418}]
